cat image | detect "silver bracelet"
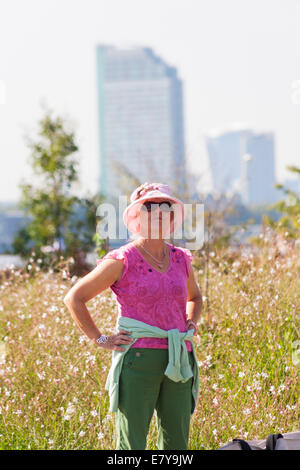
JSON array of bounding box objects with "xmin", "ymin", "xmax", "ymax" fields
[{"xmin": 96, "ymin": 334, "xmax": 108, "ymax": 345}]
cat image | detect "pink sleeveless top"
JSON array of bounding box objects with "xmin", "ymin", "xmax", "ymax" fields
[{"xmin": 96, "ymin": 241, "xmax": 194, "ymax": 352}]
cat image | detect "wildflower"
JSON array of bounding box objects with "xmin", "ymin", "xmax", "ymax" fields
[
  {"xmin": 79, "ymin": 431, "xmax": 86, "ymax": 437},
  {"xmin": 238, "ymin": 371, "xmax": 245, "ymax": 378},
  {"xmin": 98, "ymin": 432, "xmax": 104, "ymax": 439},
  {"xmin": 65, "ymin": 403, "xmax": 76, "ymax": 415},
  {"xmin": 91, "ymin": 410, "xmax": 98, "ymax": 417}
]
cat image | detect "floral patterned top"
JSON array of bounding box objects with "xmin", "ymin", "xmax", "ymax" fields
[{"xmin": 96, "ymin": 241, "xmax": 194, "ymax": 352}]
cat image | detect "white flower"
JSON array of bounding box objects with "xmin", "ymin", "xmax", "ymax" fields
[
  {"xmin": 98, "ymin": 432, "xmax": 104, "ymax": 439},
  {"xmin": 238, "ymin": 371, "xmax": 245, "ymax": 378},
  {"xmin": 79, "ymin": 431, "xmax": 86, "ymax": 437},
  {"xmin": 91, "ymin": 410, "xmax": 98, "ymax": 417},
  {"xmin": 65, "ymin": 403, "xmax": 76, "ymax": 415}
]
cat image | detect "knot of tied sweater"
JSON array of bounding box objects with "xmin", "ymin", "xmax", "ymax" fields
[
  {"xmin": 116, "ymin": 316, "xmax": 195, "ymax": 382},
  {"xmin": 104, "ymin": 316, "xmax": 200, "ymax": 413}
]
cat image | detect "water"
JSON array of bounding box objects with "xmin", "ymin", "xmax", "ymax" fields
[{"xmin": 0, "ymin": 254, "xmax": 25, "ymax": 270}]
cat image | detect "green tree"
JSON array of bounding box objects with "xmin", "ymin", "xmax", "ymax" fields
[{"xmin": 13, "ymin": 107, "xmax": 106, "ymax": 270}]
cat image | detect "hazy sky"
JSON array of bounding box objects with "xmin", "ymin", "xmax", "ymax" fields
[{"xmin": 1, "ymin": 0, "xmax": 300, "ymax": 202}]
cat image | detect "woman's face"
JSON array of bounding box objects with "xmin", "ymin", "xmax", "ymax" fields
[{"xmin": 137, "ymin": 198, "xmax": 175, "ymax": 239}]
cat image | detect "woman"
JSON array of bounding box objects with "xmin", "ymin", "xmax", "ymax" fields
[{"xmin": 64, "ymin": 182, "xmax": 202, "ymax": 450}]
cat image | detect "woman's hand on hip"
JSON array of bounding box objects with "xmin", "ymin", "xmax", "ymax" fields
[
  {"xmin": 95, "ymin": 329, "xmax": 134, "ymax": 351},
  {"xmin": 186, "ymin": 319, "xmax": 197, "ymax": 336}
]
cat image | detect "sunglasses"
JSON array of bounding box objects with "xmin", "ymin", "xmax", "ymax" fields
[{"xmin": 140, "ymin": 200, "xmax": 173, "ymax": 213}]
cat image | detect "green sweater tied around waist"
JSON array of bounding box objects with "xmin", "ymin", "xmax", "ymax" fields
[{"xmin": 104, "ymin": 316, "xmax": 200, "ymax": 414}]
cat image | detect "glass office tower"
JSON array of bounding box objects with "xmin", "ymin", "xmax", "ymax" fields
[{"xmin": 96, "ymin": 45, "xmax": 186, "ymax": 200}]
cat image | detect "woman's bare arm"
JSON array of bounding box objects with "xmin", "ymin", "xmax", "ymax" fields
[
  {"xmin": 186, "ymin": 266, "xmax": 202, "ymax": 331},
  {"xmin": 63, "ymin": 260, "xmax": 133, "ymax": 350}
]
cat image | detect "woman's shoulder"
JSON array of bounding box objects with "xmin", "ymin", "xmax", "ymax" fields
[
  {"xmin": 96, "ymin": 241, "xmax": 137, "ymax": 269},
  {"xmin": 169, "ymin": 243, "xmax": 193, "ymax": 259},
  {"xmin": 169, "ymin": 244, "xmax": 194, "ymax": 276}
]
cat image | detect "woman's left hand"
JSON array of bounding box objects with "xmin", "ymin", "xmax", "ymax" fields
[{"xmin": 186, "ymin": 319, "xmax": 197, "ymax": 336}]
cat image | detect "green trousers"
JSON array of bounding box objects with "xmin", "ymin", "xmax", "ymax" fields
[{"xmin": 115, "ymin": 347, "xmax": 194, "ymax": 450}]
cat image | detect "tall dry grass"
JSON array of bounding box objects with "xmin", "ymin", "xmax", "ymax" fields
[{"xmin": 0, "ymin": 244, "xmax": 299, "ymax": 450}]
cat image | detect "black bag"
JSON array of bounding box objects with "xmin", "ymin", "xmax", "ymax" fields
[{"xmin": 217, "ymin": 432, "xmax": 300, "ymax": 450}]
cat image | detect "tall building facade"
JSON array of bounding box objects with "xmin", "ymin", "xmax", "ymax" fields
[
  {"xmin": 205, "ymin": 125, "xmax": 278, "ymax": 205},
  {"xmin": 205, "ymin": 126, "xmax": 252, "ymax": 196},
  {"xmin": 96, "ymin": 45, "xmax": 186, "ymax": 200},
  {"xmin": 242, "ymin": 132, "xmax": 277, "ymax": 205}
]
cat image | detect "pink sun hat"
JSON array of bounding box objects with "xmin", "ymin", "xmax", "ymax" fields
[{"xmin": 123, "ymin": 182, "xmax": 185, "ymax": 235}]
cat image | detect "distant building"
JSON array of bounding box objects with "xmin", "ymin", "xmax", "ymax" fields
[
  {"xmin": 241, "ymin": 132, "xmax": 278, "ymax": 205},
  {"xmin": 205, "ymin": 124, "xmax": 279, "ymax": 205},
  {"xmin": 205, "ymin": 125, "xmax": 252, "ymax": 196},
  {"xmin": 96, "ymin": 45, "xmax": 187, "ymax": 200}
]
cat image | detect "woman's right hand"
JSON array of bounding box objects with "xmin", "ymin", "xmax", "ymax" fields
[{"xmin": 95, "ymin": 329, "xmax": 134, "ymax": 351}]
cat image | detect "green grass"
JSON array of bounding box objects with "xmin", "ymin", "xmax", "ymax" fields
[{"xmin": 0, "ymin": 246, "xmax": 299, "ymax": 449}]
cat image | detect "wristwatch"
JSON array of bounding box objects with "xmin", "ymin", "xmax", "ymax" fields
[{"xmin": 96, "ymin": 334, "xmax": 108, "ymax": 345}]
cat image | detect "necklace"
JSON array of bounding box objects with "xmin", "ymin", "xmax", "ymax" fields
[{"xmin": 136, "ymin": 241, "xmax": 167, "ymax": 269}]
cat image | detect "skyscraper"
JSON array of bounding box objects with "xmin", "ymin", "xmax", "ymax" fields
[
  {"xmin": 242, "ymin": 132, "xmax": 277, "ymax": 205},
  {"xmin": 205, "ymin": 124, "xmax": 252, "ymax": 196},
  {"xmin": 96, "ymin": 45, "xmax": 186, "ymax": 200},
  {"xmin": 205, "ymin": 125, "xmax": 278, "ymax": 205}
]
